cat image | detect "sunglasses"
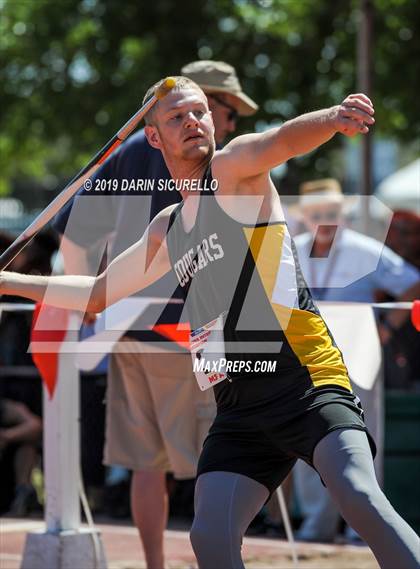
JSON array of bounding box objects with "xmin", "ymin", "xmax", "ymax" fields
[{"xmin": 209, "ymin": 94, "xmax": 239, "ymax": 123}]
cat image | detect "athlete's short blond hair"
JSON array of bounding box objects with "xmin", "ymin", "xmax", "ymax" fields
[{"xmin": 142, "ymin": 76, "xmax": 205, "ymax": 125}]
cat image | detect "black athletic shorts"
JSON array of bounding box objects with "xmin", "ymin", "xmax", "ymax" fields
[{"xmin": 197, "ymin": 385, "xmax": 377, "ymax": 496}]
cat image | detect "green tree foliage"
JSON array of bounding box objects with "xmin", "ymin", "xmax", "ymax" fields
[{"xmin": 0, "ymin": 0, "xmax": 418, "ymax": 200}]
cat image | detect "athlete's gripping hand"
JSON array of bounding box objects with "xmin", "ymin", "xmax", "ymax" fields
[
  {"xmin": 0, "ymin": 271, "xmax": 25, "ymax": 299},
  {"xmin": 332, "ymin": 93, "xmax": 375, "ymax": 137}
]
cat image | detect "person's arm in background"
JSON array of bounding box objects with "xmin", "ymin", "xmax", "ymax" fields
[
  {"xmin": 60, "ymin": 237, "xmax": 91, "ymax": 275},
  {"xmin": 52, "ymin": 135, "xmax": 126, "ymax": 319},
  {"xmin": 373, "ymin": 246, "xmax": 420, "ymax": 343},
  {"xmin": 59, "ymin": 237, "xmax": 98, "ymax": 323},
  {"xmin": 53, "ymin": 130, "xmax": 159, "ymax": 276},
  {"xmin": 53, "ymin": 163, "xmax": 118, "ymax": 276},
  {"xmin": 378, "ymin": 281, "xmax": 420, "ymax": 344},
  {"xmin": 0, "ymin": 400, "xmax": 42, "ymax": 450}
]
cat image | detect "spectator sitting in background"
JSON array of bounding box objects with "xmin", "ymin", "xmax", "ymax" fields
[
  {"xmin": 381, "ymin": 210, "xmax": 420, "ymax": 388},
  {"xmin": 0, "ymin": 231, "xmax": 57, "ymax": 514},
  {"xmin": 385, "ymin": 210, "xmax": 420, "ymax": 269},
  {"xmin": 0, "ymin": 398, "xmax": 42, "ymax": 516},
  {"xmin": 292, "ymin": 178, "xmax": 420, "ymax": 543}
]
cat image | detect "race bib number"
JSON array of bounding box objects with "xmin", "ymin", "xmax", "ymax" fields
[{"xmin": 190, "ymin": 313, "xmax": 229, "ymax": 390}]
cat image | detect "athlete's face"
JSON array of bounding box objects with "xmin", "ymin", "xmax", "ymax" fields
[
  {"xmin": 302, "ymin": 204, "xmax": 344, "ymax": 245},
  {"xmin": 145, "ymin": 88, "xmax": 215, "ymax": 162}
]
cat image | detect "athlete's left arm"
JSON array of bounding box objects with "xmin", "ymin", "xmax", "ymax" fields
[{"xmin": 215, "ymin": 94, "xmax": 374, "ymax": 180}]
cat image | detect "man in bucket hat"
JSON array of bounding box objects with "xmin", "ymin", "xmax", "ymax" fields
[{"xmin": 182, "ymin": 60, "xmax": 258, "ymax": 144}]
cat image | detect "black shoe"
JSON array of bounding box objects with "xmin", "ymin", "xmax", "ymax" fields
[
  {"xmin": 103, "ymin": 480, "xmax": 131, "ymax": 519},
  {"xmin": 264, "ymin": 519, "xmax": 287, "ymax": 539},
  {"xmin": 8, "ymin": 485, "xmax": 40, "ymax": 517}
]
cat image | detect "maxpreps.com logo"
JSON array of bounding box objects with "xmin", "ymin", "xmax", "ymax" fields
[{"xmin": 174, "ymin": 233, "xmax": 224, "ymax": 287}]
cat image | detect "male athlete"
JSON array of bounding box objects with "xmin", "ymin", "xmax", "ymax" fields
[{"xmin": 1, "ymin": 77, "xmax": 419, "ymax": 569}]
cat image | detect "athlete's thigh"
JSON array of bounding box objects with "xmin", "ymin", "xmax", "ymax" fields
[
  {"xmin": 198, "ymin": 418, "xmax": 296, "ymax": 496},
  {"xmin": 191, "ymin": 471, "xmax": 269, "ymax": 568},
  {"xmin": 194, "ymin": 471, "xmax": 269, "ymax": 528}
]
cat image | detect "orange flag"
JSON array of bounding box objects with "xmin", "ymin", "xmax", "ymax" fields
[{"xmin": 31, "ymin": 303, "xmax": 69, "ymax": 398}]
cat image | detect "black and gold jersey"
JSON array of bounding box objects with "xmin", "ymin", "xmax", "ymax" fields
[{"xmin": 166, "ymin": 167, "xmax": 351, "ymax": 410}]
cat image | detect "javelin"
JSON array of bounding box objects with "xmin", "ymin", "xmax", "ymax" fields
[{"xmin": 0, "ymin": 77, "xmax": 176, "ymax": 272}]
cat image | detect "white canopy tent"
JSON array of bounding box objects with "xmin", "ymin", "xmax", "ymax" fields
[{"xmin": 375, "ymin": 158, "xmax": 420, "ymax": 215}]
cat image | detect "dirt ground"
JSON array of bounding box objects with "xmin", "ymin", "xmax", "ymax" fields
[
  {"xmin": 1, "ymin": 517, "xmax": 379, "ymax": 569},
  {"xmin": 108, "ymin": 550, "xmax": 378, "ymax": 569},
  {"xmin": 243, "ymin": 551, "xmax": 377, "ymax": 569}
]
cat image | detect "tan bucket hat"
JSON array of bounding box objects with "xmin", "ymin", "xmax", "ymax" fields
[{"xmin": 181, "ymin": 60, "xmax": 258, "ymax": 116}]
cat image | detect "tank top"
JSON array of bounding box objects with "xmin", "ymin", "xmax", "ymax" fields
[{"xmin": 166, "ymin": 166, "xmax": 351, "ymax": 408}]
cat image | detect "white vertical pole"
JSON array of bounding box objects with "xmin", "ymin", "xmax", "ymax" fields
[
  {"xmin": 43, "ymin": 313, "xmax": 80, "ymax": 532},
  {"xmin": 22, "ymin": 309, "xmax": 107, "ymax": 568},
  {"xmin": 276, "ymin": 486, "xmax": 299, "ymax": 568}
]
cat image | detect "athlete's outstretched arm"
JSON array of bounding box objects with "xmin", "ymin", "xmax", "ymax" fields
[
  {"xmin": 0, "ymin": 207, "xmax": 173, "ymax": 313},
  {"xmin": 215, "ymin": 93, "xmax": 375, "ymax": 180}
]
